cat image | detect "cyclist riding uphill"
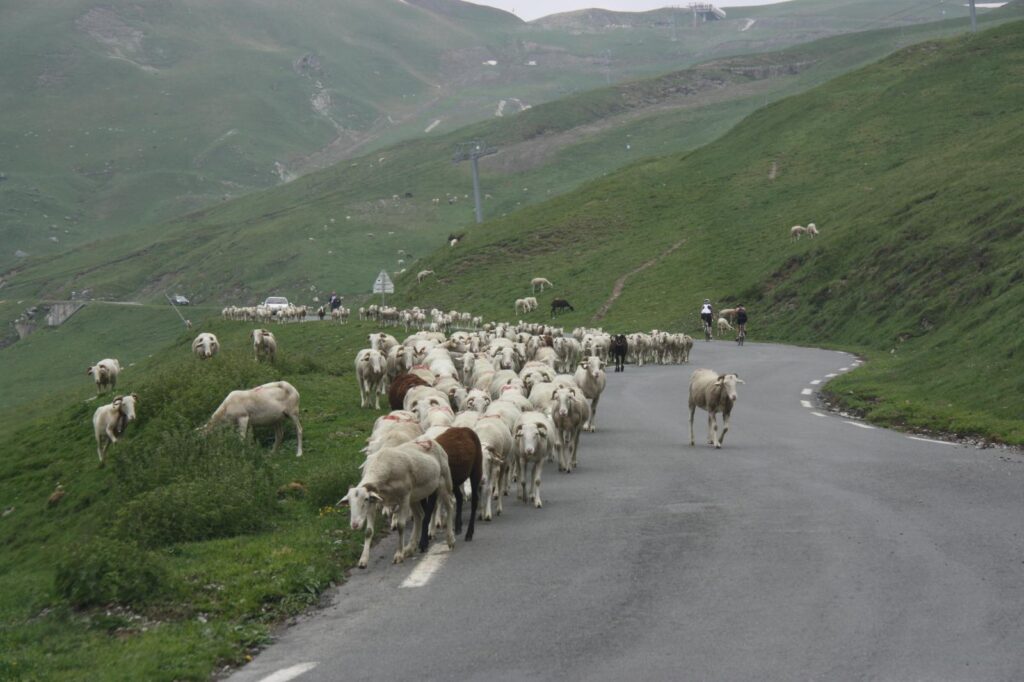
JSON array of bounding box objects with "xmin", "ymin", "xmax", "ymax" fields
[
  {"xmin": 700, "ymin": 299, "xmax": 714, "ymax": 332},
  {"xmin": 736, "ymin": 304, "xmax": 748, "ymax": 333}
]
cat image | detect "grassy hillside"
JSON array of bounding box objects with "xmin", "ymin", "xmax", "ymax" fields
[
  {"xmin": 0, "ymin": 0, "xmax": 997, "ymax": 273},
  {"xmin": 0, "ymin": 319, "xmax": 383, "ymax": 680},
  {"xmin": 396, "ymin": 19, "xmax": 1024, "ymax": 444},
  {"xmin": 4, "ymin": 7, "xmax": 1012, "ymax": 308}
]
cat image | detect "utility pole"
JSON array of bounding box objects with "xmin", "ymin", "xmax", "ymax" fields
[
  {"xmin": 969, "ymin": 0, "xmax": 977, "ymax": 33},
  {"xmin": 453, "ymin": 141, "xmax": 497, "ymax": 224}
]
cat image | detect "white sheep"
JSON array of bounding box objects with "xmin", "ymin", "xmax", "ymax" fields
[
  {"xmin": 717, "ymin": 317, "xmax": 734, "ymax": 334},
  {"xmin": 513, "ymin": 411, "xmax": 556, "ymax": 508},
  {"xmin": 87, "ymin": 358, "xmax": 121, "ymax": 395},
  {"xmin": 531, "ymin": 277, "xmax": 553, "ymax": 293},
  {"xmin": 549, "ymin": 385, "xmax": 590, "ymax": 473},
  {"xmin": 192, "ymin": 332, "xmax": 220, "ymax": 359},
  {"xmin": 473, "ymin": 416, "xmax": 514, "ymax": 520},
  {"xmin": 688, "ymin": 369, "xmax": 744, "ymax": 449},
  {"xmin": 356, "ymin": 349, "xmax": 388, "ymax": 409},
  {"xmin": 251, "ymin": 328, "xmax": 277, "ymax": 362},
  {"xmin": 92, "ymin": 393, "xmax": 138, "ymax": 466},
  {"xmin": 202, "ymin": 381, "xmax": 303, "ymax": 456},
  {"xmin": 574, "ymin": 356, "xmax": 607, "ymax": 432},
  {"xmin": 417, "ymin": 269, "xmax": 435, "ymax": 284},
  {"xmin": 339, "ymin": 440, "xmax": 456, "ymax": 568}
]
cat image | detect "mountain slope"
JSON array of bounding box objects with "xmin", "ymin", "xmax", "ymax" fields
[
  {"xmin": 0, "ymin": 0, "xmax": 1001, "ymax": 272},
  {"xmin": 4, "ymin": 8, "xmax": 1013, "ymax": 305},
  {"xmin": 401, "ymin": 19, "xmax": 1024, "ymax": 443}
]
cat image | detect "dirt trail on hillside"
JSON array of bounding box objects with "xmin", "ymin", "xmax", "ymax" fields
[{"xmin": 593, "ymin": 239, "xmax": 685, "ymax": 321}]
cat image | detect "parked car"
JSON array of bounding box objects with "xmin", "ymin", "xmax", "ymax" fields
[
  {"xmin": 263, "ymin": 296, "xmax": 289, "ymax": 313},
  {"xmin": 171, "ymin": 294, "xmax": 190, "ymax": 305}
]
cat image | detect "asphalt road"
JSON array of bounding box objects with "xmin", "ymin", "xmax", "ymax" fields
[{"xmin": 232, "ymin": 341, "xmax": 1024, "ymax": 682}]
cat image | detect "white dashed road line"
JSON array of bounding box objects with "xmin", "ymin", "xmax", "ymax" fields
[
  {"xmin": 811, "ymin": 412, "xmax": 827, "ymax": 418},
  {"xmin": 801, "ymin": 388, "xmax": 813, "ymax": 395},
  {"xmin": 839, "ymin": 367, "xmax": 850, "ymax": 371},
  {"xmin": 810, "ymin": 379, "xmax": 822, "ymax": 385},
  {"xmin": 907, "ymin": 436, "xmax": 957, "ymax": 446},
  {"xmin": 825, "ymin": 373, "xmax": 838, "ymax": 378},
  {"xmin": 259, "ymin": 662, "xmax": 319, "ymax": 682},
  {"xmin": 844, "ymin": 421, "xmax": 875, "ymax": 430},
  {"xmin": 800, "ymin": 400, "xmax": 813, "ymax": 408},
  {"xmin": 400, "ymin": 543, "xmax": 449, "ymax": 588}
]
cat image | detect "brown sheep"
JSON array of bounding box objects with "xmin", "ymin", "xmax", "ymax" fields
[
  {"xmin": 420, "ymin": 427, "xmax": 482, "ymax": 547},
  {"xmin": 389, "ymin": 373, "xmax": 430, "ymax": 410}
]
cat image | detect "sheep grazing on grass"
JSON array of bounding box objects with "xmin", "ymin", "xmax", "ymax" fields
[
  {"xmin": 790, "ymin": 223, "xmax": 819, "ymax": 240},
  {"xmin": 93, "ymin": 393, "xmax": 138, "ymax": 466},
  {"xmin": 339, "ymin": 439, "xmax": 456, "ymax": 568},
  {"xmin": 417, "ymin": 269, "xmax": 435, "ymax": 284},
  {"xmin": 531, "ymin": 277, "xmax": 553, "ymax": 293},
  {"xmin": 87, "ymin": 358, "xmax": 121, "ymax": 395},
  {"xmin": 202, "ymin": 381, "xmax": 303, "ymax": 456},
  {"xmin": 717, "ymin": 317, "xmax": 733, "ymax": 335},
  {"xmin": 688, "ymin": 369, "xmax": 744, "ymax": 449},
  {"xmin": 192, "ymin": 333, "xmax": 220, "ymax": 359},
  {"xmin": 719, "ymin": 308, "xmax": 737, "ymax": 323},
  {"xmin": 251, "ymin": 328, "xmax": 277, "ymax": 363}
]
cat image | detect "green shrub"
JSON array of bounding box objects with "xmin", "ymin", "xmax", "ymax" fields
[
  {"xmin": 112, "ymin": 429, "xmax": 277, "ymax": 547},
  {"xmin": 55, "ymin": 538, "xmax": 167, "ymax": 607}
]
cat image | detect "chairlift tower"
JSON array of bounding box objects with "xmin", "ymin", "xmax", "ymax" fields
[{"xmin": 453, "ymin": 141, "xmax": 497, "ymax": 224}]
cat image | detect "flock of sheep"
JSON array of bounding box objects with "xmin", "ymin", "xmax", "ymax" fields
[
  {"xmin": 86, "ymin": 328, "xmax": 297, "ymax": 465},
  {"xmin": 343, "ymin": 314, "xmax": 742, "ymax": 569},
  {"xmin": 83, "ymin": 294, "xmax": 745, "ymax": 573}
]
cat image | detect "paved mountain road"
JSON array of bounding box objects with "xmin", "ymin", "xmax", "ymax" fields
[{"xmin": 233, "ymin": 342, "xmax": 1024, "ymax": 682}]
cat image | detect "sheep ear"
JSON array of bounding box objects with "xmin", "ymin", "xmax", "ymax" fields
[
  {"xmin": 735, "ymin": 378, "xmax": 745, "ymax": 384},
  {"xmin": 131, "ymin": 393, "xmax": 139, "ymax": 402},
  {"xmin": 337, "ymin": 493, "xmax": 350, "ymax": 507}
]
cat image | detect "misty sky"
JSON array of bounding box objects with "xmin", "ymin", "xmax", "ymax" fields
[{"xmin": 474, "ymin": 0, "xmax": 792, "ymax": 22}]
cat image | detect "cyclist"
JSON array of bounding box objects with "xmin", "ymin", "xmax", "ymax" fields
[
  {"xmin": 735, "ymin": 304, "xmax": 748, "ymax": 342},
  {"xmin": 699, "ymin": 299, "xmax": 714, "ymax": 338}
]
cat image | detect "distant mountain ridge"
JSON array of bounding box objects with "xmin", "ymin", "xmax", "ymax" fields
[{"xmin": 0, "ymin": 0, "xmax": 993, "ymax": 272}]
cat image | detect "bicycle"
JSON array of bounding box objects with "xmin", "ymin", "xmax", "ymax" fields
[
  {"xmin": 702, "ymin": 318, "xmax": 713, "ymax": 342},
  {"xmin": 736, "ymin": 326, "xmax": 746, "ymax": 346}
]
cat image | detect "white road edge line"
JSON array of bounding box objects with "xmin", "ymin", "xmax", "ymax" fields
[
  {"xmin": 810, "ymin": 379, "xmax": 822, "ymax": 385},
  {"xmin": 907, "ymin": 436, "xmax": 957, "ymax": 446},
  {"xmin": 259, "ymin": 662, "xmax": 319, "ymax": 682},
  {"xmin": 844, "ymin": 420, "xmax": 875, "ymax": 430},
  {"xmin": 811, "ymin": 412, "xmax": 827, "ymax": 417},
  {"xmin": 826, "ymin": 373, "xmax": 838, "ymax": 378},
  {"xmin": 801, "ymin": 388, "xmax": 813, "ymax": 395},
  {"xmin": 400, "ymin": 543, "xmax": 449, "ymax": 588},
  {"xmin": 800, "ymin": 400, "xmax": 813, "ymax": 408}
]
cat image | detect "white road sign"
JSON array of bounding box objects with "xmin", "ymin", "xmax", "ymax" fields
[{"xmin": 372, "ymin": 270, "xmax": 394, "ymax": 294}]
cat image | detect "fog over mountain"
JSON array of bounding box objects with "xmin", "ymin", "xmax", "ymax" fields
[{"xmin": 475, "ymin": 0, "xmax": 791, "ymax": 22}]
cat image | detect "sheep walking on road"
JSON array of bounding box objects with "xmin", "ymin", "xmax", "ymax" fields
[
  {"xmin": 92, "ymin": 394, "xmax": 138, "ymax": 466},
  {"xmin": 688, "ymin": 369, "xmax": 744, "ymax": 449},
  {"xmin": 339, "ymin": 440, "xmax": 456, "ymax": 568}
]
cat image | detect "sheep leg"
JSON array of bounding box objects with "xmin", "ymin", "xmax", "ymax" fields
[
  {"xmin": 531, "ymin": 459, "xmax": 543, "ymax": 509},
  {"xmin": 273, "ymin": 423, "xmax": 284, "ymax": 452},
  {"xmin": 289, "ymin": 411, "xmax": 303, "ymax": 457},
  {"xmin": 97, "ymin": 438, "xmax": 108, "ymax": 467},
  {"xmin": 465, "ymin": 479, "xmax": 478, "ymax": 541},
  {"xmin": 708, "ymin": 412, "xmax": 719, "ymax": 447},
  {"xmin": 236, "ymin": 416, "xmax": 250, "ymax": 442},
  {"xmin": 393, "ymin": 510, "xmax": 406, "ymax": 564},
  {"xmin": 571, "ymin": 428, "xmax": 582, "ymax": 470},
  {"xmin": 358, "ymin": 513, "xmax": 375, "ymax": 569},
  {"xmin": 419, "ymin": 494, "xmax": 436, "ymax": 552},
  {"xmin": 588, "ymin": 395, "xmax": 601, "ymax": 432},
  {"xmin": 453, "ymin": 485, "xmax": 464, "ymax": 535},
  {"xmin": 359, "ymin": 380, "xmax": 368, "ymax": 408},
  {"xmin": 405, "ymin": 502, "xmax": 423, "ymax": 559},
  {"xmin": 689, "ymin": 404, "xmax": 697, "ymax": 446},
  {"xmin": 518, "ymin": 455, "xmax": 528, "ymax": 502},
  {"xmin": 718, "ymin": 411, "xmax": 730, "ymax": 448}
]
